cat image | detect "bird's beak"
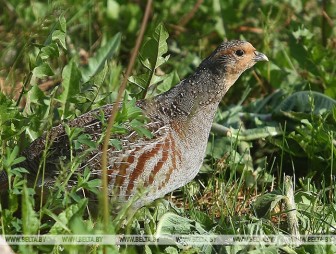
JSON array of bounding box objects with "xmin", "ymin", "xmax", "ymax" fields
[{"xmin": 253, "ymin": 51, "xmax": 269, "ymax": 62}]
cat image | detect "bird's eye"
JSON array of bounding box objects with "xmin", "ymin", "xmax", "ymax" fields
[{"xmin": 235, "ymin": 49, "xmax": 245, "ymax": 56}]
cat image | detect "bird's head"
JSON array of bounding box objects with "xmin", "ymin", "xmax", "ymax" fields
[{"xmin": 199, "ymin": 40, "xmax": 268, "ymax": 86}]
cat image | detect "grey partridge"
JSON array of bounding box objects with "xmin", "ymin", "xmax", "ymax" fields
[{"xmin": 1, "ymin": 40, "xmax": 268, "ymax": 209}]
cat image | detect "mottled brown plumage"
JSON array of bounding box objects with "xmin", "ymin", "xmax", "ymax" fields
[{"xmin": 1, "ymin": 40, "xmax": 268, "ymax": 209}]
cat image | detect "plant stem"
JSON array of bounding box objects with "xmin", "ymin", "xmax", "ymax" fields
[
  {"xmin": 100, "ymin": 0, "xmax": 152, "ymax": 247},
  {"xmin": 284, "ymin": 176, "xmax": 301, "ymax": 246}
]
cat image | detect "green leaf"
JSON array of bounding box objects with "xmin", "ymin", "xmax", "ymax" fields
[
  {"xmin": 30, "ymin": 1, "xmax": 47, "ymax": 20},
  {"xmin": 136, "ymin": 23, "xmax": 170, "ymax": 97},
  {"xmin": 12, "ymin": 157, "xmax": 26, "ymax": 167},
  {"xmin": 92, "ymin": 61, "xmax": 109, "ymax": 87},
  {"xmin": 110, "ymin": 139, "xmax": 122, "ymax": 150},
  {"xmin": 80, "ymin": 33, "xmax": 121, "ymax": 82},
  {"xmin": 0, "ymin": 94, "xmax": 18, "ymax": 124},
  {"xmin": 12, "ymin": 167, "xmax": 29, "ymax": 174},
  {"xmin": 164, "ymin": 246, "xmax": 179, "ymax": 254},
  {"xmin": 140, "ymin": 23, "xmax": 169, "ymax": 70},
  {"xmin": 64, "ymin": 125, "xmax": 83, "ymax": 141},
  {"xmin": 124, "ymin": 100, "xmax": 144, "ymax": 119},
  {"xmin": 40, "ymin": 42, "xmax": 59, "ymax": 60},
  {"xmin": 156, "ymin": 213, "xmax": 212, "ymax": 253},
  {"xmin": 129, "ymin": 73, "xmax": 165, "ymax": 92},
  {"xmin": 130, "ymin": 119, "xmax": 153, "ymax": 138},
  {"xmin": 59, "ymin": 15, "xmax": 66, "ymax": 32},
  {"xmin": 273, "ymin": 91, "xmax": 336, "ymax": 117},
  {"xmin": 48, "ymin": 199, "xmax": 88, "ymax": 234},
  {"xmin": 128, "ymin": 73, "xmax": 151, "ymax": 90},
  {"xmin": 22, "ymin": 185, "xmax": 39, "ymax": 234},
  {"xmin": 190, "ymin": 210, "xmax": 214, "ymax": 229},
  {"xmin": 117, "ymin": 97, "xmax": 143, "ymax": 121},
  {"xmin": 32, "ymin": 63, "xmax": 54, "ymax": 78},
  {"xmin": 57, "ymin": 60, "xmax": 82, "ymax": 119},
  {"xmin": 4, "ymin": 146, "xmax": 22, "ymax": 168},
  {"xmin": 77, "ymin": 134, "xmax": 97, "ymax": 148},
  {"xmin": 156, "ymin": 70, "xmax": 180, "ymax": 94},
  {"xmin": 52, "ymin": 30, "xmax": 66, "ymax": 49},
  {"xmin": 27, "ymin": 84, "xmax": 45, "ymax": 104},
  {"xmin": 156, "ymin": 212, "xmax": 208, "ymax": 235},
  {"xmin": 85, "ymin": 179, "xmax": 101, "ymax": 189},
  {"xmin": 253, "ymin": 192, "xmax": 286, "ymax": 217},
  {"xmin": 144, "ymin": 245, "xmax": 152, "ymax": 254}
]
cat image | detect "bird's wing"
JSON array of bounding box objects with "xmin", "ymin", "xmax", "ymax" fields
[
  {"xmin": 21, "ymin": 103, "xmax": 173, "ymax": 195},
  {"xmin": 78, "ymin": 120, "xmax": 173, "ymax": 199}
]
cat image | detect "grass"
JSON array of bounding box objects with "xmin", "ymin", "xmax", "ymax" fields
[{"xmin": 1, "ymin": 0, "xmax": 336, "ymax": 253}]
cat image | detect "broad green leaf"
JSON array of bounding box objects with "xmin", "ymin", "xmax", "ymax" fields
[
  {"xmin": 136, "ymin": 23, "xmax": 170, "ymax": 97},
  {"xmin": 59, "ymin": 15, "xmax": 66, "ymax": 32},
  {"xmin": 164, "ymin": 246, "xmax": 179, "ymax": 254},
  {"xmin": 52, "ymin": 30, "xmax": 66, "ymax": 49},
  {"xmin": 48, "ymin": 199, "xmax": 88, "ymax": 234},
  {"xmin": 80, "ymin": 33, "xmax": 121, "ymax": 82},
  {"xmin": 140, "ymin": 23, "xmax": 169, "ymax": 70},
  {"xmin": 273, "ymin": 91, "xmax": 336, "ymax": 116},
  {"xmin": 23, "ymin": 84, "xmax": 50, "ymax": 118},
  {"xmin": 190, "ymin": 210, "xmax": 214, "ymax": 229},
  {"xmin": 68, "ymin": 216, "xmax": 91, "ymax": 235},
  {"xmin": 156, "ymin": 212, "xmax": 208, "ymax": 235},
  {"xmin": 129, "ymin": 73, "xmax": 166, "ymax": 93},
  {"xmin": 253, "ymin": 192, "xmax": 286, "ymax": 217},
  {"xmin": 120, "ymin": 97, "xmax": 143, "ymax": 120},
  {"xmin": 32, "ymin": 63, "xmax": 54, "ymax": 78},
  {"xmin": 156, "ymin": 213, "xmax": 212, "ymax": 254},
  {"xmin": 40, "ymin": 42, "xmax": 59, "ymax": 60},
  {"xmin": 57, "ymin": 60, "xmax": 81, "ymax": 119},
  {"xmin": 26, "ymin": 84, "xmax": 46, "ymax": 106},
  {"xmin": 128, "ymin": 73, "xmax": 151, "ymax": 90},
  {"xmin": 92, "ymin": 62, "xmax": 109, "ymax": 87},
  {"xmin": 155, "ymin": 70, "xmax": 180, "ymax": 94},
  {"xmin": 11, "ymin": 156, "xmax": 26, "ymax": 167},
  {"xmin": 31, "ymin": 1, "xmax": 47, "ymax": 20}
]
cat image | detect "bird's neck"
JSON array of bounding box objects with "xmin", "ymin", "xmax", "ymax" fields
[{"xmin": 147, "ymin": 66, "xmax": 238, "ymax": 123}]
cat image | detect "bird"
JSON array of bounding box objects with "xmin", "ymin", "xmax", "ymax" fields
[{"xmin": 0, "ymin": 40, "xmax": 268, "ymax": 209}]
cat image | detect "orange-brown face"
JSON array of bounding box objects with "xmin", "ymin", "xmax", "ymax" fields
[
  {"xmin": 197, "ymin": 40, "xmax": 268, "ymax": 88},
  {"xmin": 212, "ymin": 40, "xmax": 268, "ymax": 75}
]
